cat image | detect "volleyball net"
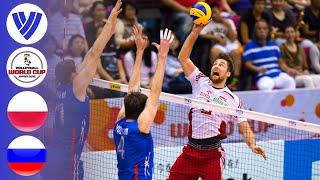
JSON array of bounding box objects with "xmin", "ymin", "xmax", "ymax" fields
[{"xmin": 82, "ymin": 78, "xmax": 320, "ymax": 180}]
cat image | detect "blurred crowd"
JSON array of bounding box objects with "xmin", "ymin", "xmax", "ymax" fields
[{"xmin": 40, "ymin": 0, "xmax": 320, "ymax": 98}]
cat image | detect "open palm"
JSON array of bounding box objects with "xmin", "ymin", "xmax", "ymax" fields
[{"xmin": 133, "ymin": 25, "xmax": 148, "ymax": 50}]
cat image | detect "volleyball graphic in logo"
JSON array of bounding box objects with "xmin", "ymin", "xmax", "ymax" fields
[
  {"xmin": 7, "ymin": 136, "xmax": 46, "ymax": 176},
  {"xmin": 7, "ymin": 91, "xmax": 48, "ymax": 132},
  {"xmin": 190, "ymin": 2, "xmax": 212, "ymax": 25}
]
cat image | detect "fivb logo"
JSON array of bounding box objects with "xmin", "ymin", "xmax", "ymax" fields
[{"xmin": 7, "ymin": 3, "xmax": 47, "ymax": 44}]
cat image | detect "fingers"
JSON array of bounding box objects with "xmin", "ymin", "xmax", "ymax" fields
[
  {"xmin": 132, "ymin": 26, "xmax": 137, "ymax": 36},
  {"xmin": 151, "ymin": 42, "xmax": 160, "ymax": 50},
  {"xmin": 167, "ymin": 30, "xmax": 172, "ymax": 41},
  {"xmin": 164, "ymin": 28, "xmax": 168, "ymax": 40},
  {"xmin": 137, "ymin": 24, "xmax": 142, "ymax": 35},
  {"xmin": 160, "ymin": 30, "xmax": 163, "ymax": 40},
  {"xmin": 114, "ymin": 0, "xmax": 122, "ymax": 10},
  {"xmin": 132, "ymin": 25, "xmax": 143, "ymax": 38},
  {"xmin": 160, "ymin": 28, "xmax": 174, "ymax": 43},
  {"xmin": 169, "ymin": 35, "xmax": 174, "ymax": 43},
  {"xmin": 254, "ymin": 147, "xmax": 266, "ymax": 160}
]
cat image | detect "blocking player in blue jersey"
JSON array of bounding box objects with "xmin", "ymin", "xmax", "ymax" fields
[
  {"xmin": 113, "ymin": 25, "xmax": 174, "ymax": 180},
  {"xmin": 42, "ymin": 1, "xmax": 122, "ymax": 180}
]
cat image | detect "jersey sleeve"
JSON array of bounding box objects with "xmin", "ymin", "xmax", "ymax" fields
[{"xmin": 186, "ymin": 68, "xmax": 209, "ymax": 87}]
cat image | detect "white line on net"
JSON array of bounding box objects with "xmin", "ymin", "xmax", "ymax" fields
[{"xmin": 90, "ymin": 78, "xmax": 320, "ymax": 134}]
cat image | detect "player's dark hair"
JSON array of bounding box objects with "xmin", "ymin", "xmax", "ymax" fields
[
  {"xmin": 124, "ymin": 92, "xmax": 148, "ymax": 119},
  {"xmin": 55, "ymin": 60, "xmax": 76, "ymax": 85},
  {"xmin": 211, "ymin": 53, "xmax": 234, "ymax": 73}
]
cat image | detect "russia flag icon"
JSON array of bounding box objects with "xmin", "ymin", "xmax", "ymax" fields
[
  {"xmin": 7, "ymin": 135, "xmax": 46, "ymax": 176},
  {"xmin": 7, "ymin": 91, "xmax": 48, "ymax": 132}
]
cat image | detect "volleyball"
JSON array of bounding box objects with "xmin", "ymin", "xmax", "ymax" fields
[{"xmin": 190, "ymin": 2, "xmax": 212, "ymax": 25}]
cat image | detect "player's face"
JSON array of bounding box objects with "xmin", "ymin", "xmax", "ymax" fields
[{"xmin": 210, "ymin": 59, "xmax": 230, "ymax": 83}]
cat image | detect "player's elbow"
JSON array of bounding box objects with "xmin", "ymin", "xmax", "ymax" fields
[
  {"xmin": 85, "ymin": 50, "xmax": 97, "ymax": 63},
  {"xmin": 178, "ymin": 53, "xmax": 186, "ymax": 63}
]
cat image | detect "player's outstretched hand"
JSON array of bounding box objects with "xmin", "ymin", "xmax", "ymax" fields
[
  {"xmin": 251, "ymin": 145, "xmax": 267, "ymax": 160},
  {"xmin": 132, "ymin": 25, "xmax": 147, "ymax": 51},
  {"xmin": 107, "ymin": 0, "xmax": 122, "ymax": 34},
  {"xmin": 191, "ymin": 23, "xmax": 208, "ymax": 35},
  {"xmin": 152, "ymin": 28, "xmax": 174, "ymax": 57}
]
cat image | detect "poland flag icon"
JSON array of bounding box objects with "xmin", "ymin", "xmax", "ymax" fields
[
  {"xmin": 7, "ymin": 135, "xmax": 46, "ymax": 176},
  {"xmin": 7, "ymin": 91, "xmax": 48, "ymax": 132}
]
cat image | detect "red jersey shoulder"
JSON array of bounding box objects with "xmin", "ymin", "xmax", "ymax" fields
[{"xmin": 195, "ymin": 72, "xmax": 207, "ymax": 82}]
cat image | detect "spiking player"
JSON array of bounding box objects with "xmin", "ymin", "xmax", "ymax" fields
[
  {"xmin": 168, "ymin": 24, "xmax": 266, "ymax": 180},
  {"xmin": 113, "ymin": 25, "xmax": 174, "ymax": 180}
]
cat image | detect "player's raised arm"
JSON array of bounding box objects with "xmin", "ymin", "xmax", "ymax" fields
[
  {"xmin": 137, "ymin": 28, "xmax": 174, "ymax": 134},
  {"xmin": 116, "ymin": 25, "xmax": 148, "ymax": 121},
  {"xmin": 127, "ymin": 25, "xmax": 148, "ymax": 93},
  {"xmin": 178, "ymin": 24, "xmax": 205, "ymax": 77},
  {"xmin": 239, "ymin": 121, "xmax": 267, "ymax": 160},
  {"xmin": 73, "ymin": 0, "xmax": 122, "ymax": 101}
]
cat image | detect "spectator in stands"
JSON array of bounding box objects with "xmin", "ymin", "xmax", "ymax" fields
[
  {"xmin": 37, "ymin": 35, "xmax": 61, "ymax": 146},
  {"xmin": 240, "ymin": 0, "xmax": 271, "ymax": 44},
  {"xmin": 84, "ymin": 1, "xmax": 106, "ymax": 48},
  {"xmin": 228, "ymin": 0, "xmax": 252, "ymax": 16},
  {"xmin": 163, "ymin": 32, "xmax": 192, "ymax": 94},
  {"xmin": 115, "ymin": 1, "xmax": 141, "ymax": 50},
  {"xmin": 310, "ymin": 31, "xmax": 320, "ymax": 73},
  {"xmin": 95, "ymin": 24, "xmax": 128, "ymax": 84},
  {"xmin": 161, "ymin": 0, "xmax": 194, "ymax": 41},
  {"xmin": 89, "ymin": 23, "xmax": 127, "ymax": 99},
  {"xmin": 280, "ymin": 26, "xmax": 320, "ymax": 88},
  {"xmin": 243, "ymin": 19, "xmax": 296, "ymax": 90},
  {"xmin": 124, "ymin": 29, "xmax": 157, "ymax": 89},
  {"xmin": 161, "ymin": 0, "xmax": 237, "ymax": 40},
  {"xmin": 302, "ymin": 0, "xmax": 320, "ymax": 42},
  {"xmin": 286, "ymin": 0, "xmax": 310, "ymax": 11},
  {"xmin": 48, "ymin": 0, "xmax": 87, "ymax": 51},
  {"xmin": 43, "ymin": 0, "xmax": 59, "ymax": 17},
  {"xmin": 200, "ymin": 5, "xmax": 242, "ymax": 90},
  {"xmin": 73, "ymin": 0, "xmax": 98, "ymax": 18},
  {"xmin": 43, "ymin": 35, "xmax": 61, "ymax": 87},
  {"xmin": 64, "ymin": 35, "xmax": 86, "ymax": 70},
  {"xmin": 267, "ymin": 0, "xmax": 296, "ymax": 45}
]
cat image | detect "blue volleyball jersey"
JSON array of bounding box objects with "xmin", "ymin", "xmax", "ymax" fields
[
  {"xmin": 53, "ymin": 83, "xmax": 90, "ymax": 179},
  {"xmin": 114, "ymin": 118, "xmax": 154, "ymax": 180}
]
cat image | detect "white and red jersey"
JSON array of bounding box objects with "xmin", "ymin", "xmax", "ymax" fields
[{"xmin": 186, "ymin": 68, "xmax": 247, "ymax": 139}]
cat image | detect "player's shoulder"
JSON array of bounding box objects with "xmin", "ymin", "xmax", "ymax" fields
[
  {"xmin": 188, "ymin": 68, "xmax": 209, "ymax": 83},
  {"xmin": 223, "ymin": 87, "xmax": 242, "ymax": 105}
]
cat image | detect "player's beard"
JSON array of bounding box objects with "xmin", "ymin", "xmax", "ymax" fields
[
  {"xmin": 210, "ymin": 74, "xmax": 227, "ymax": 85},
  {"xmin": 211, "ymin": 76, "xmax": 225, "ymax": 84}
]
